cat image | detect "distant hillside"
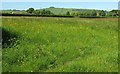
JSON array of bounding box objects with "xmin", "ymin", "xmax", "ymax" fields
[
  {"xmin": 45, "ymin": 8, "xmax": 74, "ymax": 15},
  {"xmin": 1, "ymin": 10, "xmax": 27, "ymax": 14},
  {"xmin": 43, "ymin": 8, "xmax": 105, "ymax": 15},
  {"xmin": 1, "ymin": 8, "xmax": 106, "ymax": 15}
]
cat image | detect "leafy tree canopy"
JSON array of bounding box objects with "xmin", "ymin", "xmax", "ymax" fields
[{"xmin": 26, "ymin": 8, "xmax": 34, "ymax": 14}]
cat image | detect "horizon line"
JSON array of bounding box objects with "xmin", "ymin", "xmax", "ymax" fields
[{"xmin": 1, "ymin": 7, "xmax": 118, "ymax": 11}]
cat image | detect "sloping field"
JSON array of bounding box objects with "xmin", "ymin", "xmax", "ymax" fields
[{"xmin": 2, "ymin": 17, "xmax": 118, "ymax": 72}]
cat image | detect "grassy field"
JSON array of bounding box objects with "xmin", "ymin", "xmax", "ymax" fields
[{"xmin": 2, "ymin": 17, "xmax": 118, "ymax": 72}]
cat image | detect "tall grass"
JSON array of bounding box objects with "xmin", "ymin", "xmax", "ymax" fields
[{"xmin": 2, "ymin": 17, "xmax": 118, "ymax": 72}]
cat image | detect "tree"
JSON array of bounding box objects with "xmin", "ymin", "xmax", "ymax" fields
[
  {"xmin": 46, "ymin": 10, "xmax": 51, "ymax": 15},
  {"xmin": 41, "ymin": 9, "xmax": 53, "ymax": 15},
  {"xmin": 110, "ymin": 10, "xmax": 118, "ymax": 17},
  {"xmin": 66, "ymin": 11, "xmax": 70, "ymax": 16},
  {"xmin": 41, "ymin": 9, "xmax": 46, "ymax": 15},
  {"xmin": 83, "ymin": 12, "xmax": 90, "ymax": 17},
  {"xmin": 99, "ymin": 10, "xmax": 106, "ymax": 16},
  {"xmin": 26, "ymin": 8, "xmax": 34, "ymax": 14},
  {"xmin": 33, "ymin": 10, "xmax": 41, "ymax": 15},
  {"xmin": 91, "ymin": 10, "xmax": 97, "ymax": 17}
]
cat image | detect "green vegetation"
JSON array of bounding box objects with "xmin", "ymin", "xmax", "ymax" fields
[
  {"xmin": 1, "ymin": 10, "xmax": 27, "ymax": 14},
  {"xmin": 1, "ymin": 7, "xmax": 119, "ymax": 17},
  {"xmin": 66, "ymin": 11, "xmax": 70, "ymax": 16},
  {"xmin": 26, "ymin": 8, "xmax": 34, "ymax": 14},
  {"xmin": 2, "ymin": 17, "xmax": 118, "ymax": 72}
]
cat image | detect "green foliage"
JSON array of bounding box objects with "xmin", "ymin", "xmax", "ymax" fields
[
  {"xmin": 41, "ymin": 9, "xmax": 53, "ymax": 15},
  {"xmin": 110, "ymin": 10, "xmax": 118, "ymax": 17},
  {"xmin": 33, "ymin": 10, "xmax": 41, "ymax": 15},
  {"xmin": 26, "ymin": 8, "xmax": 34, "ymax": 14},
  {"xmin": 2, "ymin": 8, "xmax": 119, "ymax": 17},
  {"xmin": 66, "ymin": 11, "xmax": 70, "ymax": 16},
  {"xmin": 2, "ymin": 17, "xmax": 118, "ymax": 72},
  {"xmin": 91, "ymin": 10, "xmax": 97, "ymax": 16},
  {"xmin": 99, "ymin": 10, "xmax": 106, "ymax": 16}
]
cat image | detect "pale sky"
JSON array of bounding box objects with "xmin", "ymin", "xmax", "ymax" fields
[
  {"xmin": 1, "ymin": 0, "xmax": 119, "ymax": 2},
  {"xmin": 2, "ymin": 2, "xmax": 118, "ymax": 11}
]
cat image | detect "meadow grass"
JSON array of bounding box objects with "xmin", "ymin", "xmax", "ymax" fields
[{"xmin": 2, "ymin": 17, "xmax": 118, "ymax": 72}]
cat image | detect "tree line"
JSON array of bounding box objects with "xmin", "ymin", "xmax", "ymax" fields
[
  {"xmin": 26, "ymin": 8, "xmax": 119, "ymax": 17},
  {"xmin": 1, "ymin": 7, "xmax": 118, "ymax": 18},
  {"xmin": 26, "ymin": 8, "xmax": 53, "ymax": 15}
]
